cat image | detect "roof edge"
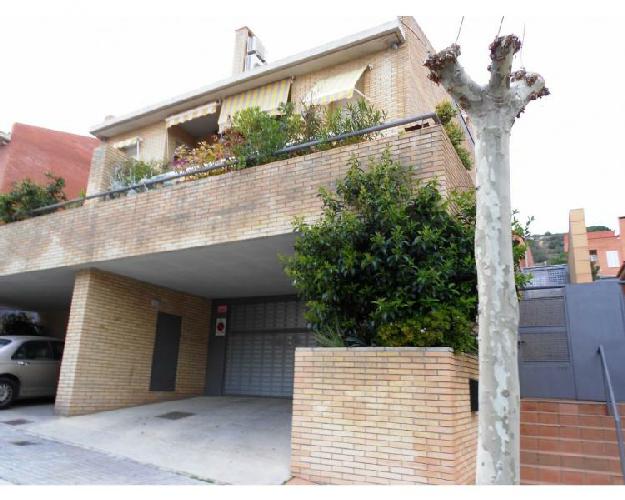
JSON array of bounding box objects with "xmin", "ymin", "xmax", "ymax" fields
[{"xmin": 90, "ymin": 18, "xmax": 404, "ymax": 137}]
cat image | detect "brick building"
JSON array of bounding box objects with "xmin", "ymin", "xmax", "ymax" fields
[
  {"xmin": 0, "ymin": 18, "xmax": 478, "ymax": 477},
  {"xmin": 0, "ymin": 123, "xmax": 99, "ymax": 198}
]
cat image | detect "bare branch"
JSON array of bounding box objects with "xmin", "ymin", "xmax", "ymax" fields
[
  {"xmin": 510, "ymin": 69, "xmax": 550, "ymax": 118},
  {"xmin": 487, "ymin": 35, "xmax": 521, "ymax": 93},
  {"xmin": 424, "ymin": 44, "xmax": 483, "ymax": 111}
]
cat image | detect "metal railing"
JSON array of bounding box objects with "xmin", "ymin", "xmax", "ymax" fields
[
  {"xmin": 597, "ymin": 344, "xmax": 625, "ymax": 480},
  {"xmin": 27, "ymin": 112, "xmax": 439, "ymax": 217}
]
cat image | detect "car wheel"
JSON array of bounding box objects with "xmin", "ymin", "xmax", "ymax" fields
[{"xmin": 0, "ymin": 378, "xmax": 17, "ymax": 409}]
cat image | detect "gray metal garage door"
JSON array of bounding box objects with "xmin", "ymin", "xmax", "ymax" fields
[{"xmin": 223, "ymin": 298, "xmax": 315, "ymax": 397}]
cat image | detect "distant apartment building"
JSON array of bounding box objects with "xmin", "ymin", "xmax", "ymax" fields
[
  {"xmin": 564, "ymin": 211, "xmax": 625, "ymax": 280},
  {"xmin": 0, "ymin": 123, "xmax": 99, "ymax": 198}
]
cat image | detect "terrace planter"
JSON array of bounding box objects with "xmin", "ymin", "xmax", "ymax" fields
[{"xmin": 290, "ymin": 347, "xmax": 478, "ymax": 485}]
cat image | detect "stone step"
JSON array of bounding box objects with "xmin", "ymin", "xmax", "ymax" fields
[
  {"xmin": 521, "ymin": 411, "xmax": 625, "ymax": 429},
  {"xmin": 522, "ymin": 435, "xmax": 622, "ymax": 456},
  {"xmin": 521, "ymin": 421, "xmax": 622, "ymax": 442},
  {"xmin": 521, "ymin": 464, "xmax": 624, "ymax": 485},
  {"xmin": 521, "ymin": 449, "xmax": 622, "ymax": 474},
  {"xmin": 522, "ymin": 399, "xmax": 625, "ymax": 417}
]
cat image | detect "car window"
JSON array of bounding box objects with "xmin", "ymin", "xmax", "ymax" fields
[
  {"xmin": 0, "ymin": 339, "xmax": 11, "ymax": 348},
  {"xmin": 51, "ymin": 341, "xmax": 64, "ymax": 361},
  {"xmin": 12, "ymin": 340, "xmax": 53, "ymax": 361}
]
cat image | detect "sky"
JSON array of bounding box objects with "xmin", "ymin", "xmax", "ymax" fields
[{"xmin": 1, "ymin": 1, "xmax": 623, "ymax": 234}]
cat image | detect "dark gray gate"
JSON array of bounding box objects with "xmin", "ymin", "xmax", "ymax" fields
[
  {"xmin": 519, "ymin": 281, "xmax": 625, "ymax": 402},
  {"xmin": 518, "ymin": 287, "xmax": 577, "ymax": 399},
  {"xmin": 205, "ymin": 297, "xmax": 314, "ymax": 398},
  {"xmin": 150, "ymin": 312, "xmax": 182, "ymax": 391}
]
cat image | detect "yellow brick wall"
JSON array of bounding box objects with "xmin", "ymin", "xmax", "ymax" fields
[
  {"xmin": 107, "ymin": 121, "xmax": 168, "ymax": 162},
  {"xmin": 0, "ymin": 127, "xmax": 473, "ymax": 278},
  {"xmin": 55, "ymin": 269, "xmax": 210, "ymax": 416},
  {"xmin": 290, "ymin": 347, "xmax": 478, "ymax": 485}
]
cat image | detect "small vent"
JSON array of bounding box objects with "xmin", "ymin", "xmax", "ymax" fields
[
  {"xmin": 520, "ymin": 332, "xmax": 570, "ymax": 362},
  {"xmin": 520, "ymin": 296, "xmax": 566, "ymax": 328}
]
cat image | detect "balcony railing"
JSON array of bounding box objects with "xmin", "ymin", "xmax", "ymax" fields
[{"xmin": 28, "ymin": 113, "xmax": 439, "ymax": 218}]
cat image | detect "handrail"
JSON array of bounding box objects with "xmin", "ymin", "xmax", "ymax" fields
[
  {"xmin": 597, "ymin": 344, "xmax": 625, "ymax": 480},
  {"xmin": 27, "ymin": 112, "xmax": 440, "ymax": 217}
]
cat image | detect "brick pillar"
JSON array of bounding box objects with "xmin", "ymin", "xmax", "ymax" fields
[
  {"xmin": 55, "ymin": 269, "xmax": 210, "ymax": 416},
  {"xmin": 567, "ymin": 208, "xmax": 592, "ymax": 283},
  {"xmin": 84, "ymin": 144, "xmax": 128, "ymax": 205}
]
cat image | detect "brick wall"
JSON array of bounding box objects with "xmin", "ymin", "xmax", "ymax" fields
[
  {"xmin": 55, "ymin": 269, "xmax": 210, "ymax": 416},
  {"xmin": 290, "ymin": 347, "xmax": 478, "ymax": 485},
  {"xmin": 0, "ymin": 127, "xmax": 473, "ymax": 278}
]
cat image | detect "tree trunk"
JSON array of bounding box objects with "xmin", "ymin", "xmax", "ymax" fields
[
  {"xmin": 474, "ymin": 120, "xmax": 520, "ymax": 484},
  {"xmin": 424, "ymin": 35, "xmax": 548, "ymax": 485}
]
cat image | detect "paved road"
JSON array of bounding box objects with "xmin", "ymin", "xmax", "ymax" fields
[{"xmin": 0, "ymin": 422, "xmax": 207, "ymax": 485}]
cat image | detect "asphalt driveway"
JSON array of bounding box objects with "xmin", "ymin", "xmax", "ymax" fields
[{"xmin": 5, "ymin": 396, "xmax": 292, "ymax": 485}]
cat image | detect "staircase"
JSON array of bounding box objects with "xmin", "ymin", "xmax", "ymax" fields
[{"xmin": 521, "ymin": 399, "xmax": 625, "ymax": 485}]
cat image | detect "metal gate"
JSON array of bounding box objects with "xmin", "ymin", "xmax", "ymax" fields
[
  {"xmin": 518, "ymin": 287, "xmax": 577, "ymax": 399},
  {"xmin": 223, "ymin": 297, "xmax": 314, "ymax": 397}
]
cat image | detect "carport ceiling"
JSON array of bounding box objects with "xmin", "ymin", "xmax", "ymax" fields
[{"xmin": 0, "ymin": 234, "xmax": 298, "ymax": 310}]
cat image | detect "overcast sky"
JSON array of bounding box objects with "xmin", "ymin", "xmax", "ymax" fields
[{"xmin": 1, "ymin": 2, "xmax": 622, "ymax": 234}]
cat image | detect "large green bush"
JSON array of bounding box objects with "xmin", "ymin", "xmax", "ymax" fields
[
  {"xmin": 284, "ymin": 151, "xmax": 533, "ymax": 351},
  {"xmin": 0, "ymin": 173, "xmax": 66, "ymax": 223},
  {"xmin": 283, "ymin": 151, "xmax": 478, "ymax": 351}
]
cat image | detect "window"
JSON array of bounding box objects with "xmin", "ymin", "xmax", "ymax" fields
[
  {"xmin": 51, "ymin": 341, "xmax": 64, "ymax": 361},
  {"xmin": 0, "ymin": 339, "xmax": 11, "ymax": 348},
  {"xmin": 119, "ymin": 143, "xmax": 139, "ymax": 160},
  {"xmin": 606, "ymin": 250, "xmax": 620, "ymax": 268},
  {"xmin": 12, "ymin": 340, "xmax": 53, "ymax": 361},
  {"xmin": 590, "ymin": 250, "xmax": 598, "ymax": 262}
]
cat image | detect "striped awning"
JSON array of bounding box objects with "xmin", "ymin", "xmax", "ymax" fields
[
  {"xmin": 303, "ymin": 65, "xmax": 368, "ymax": 106},
  {"xmin": 218, "ymin": 79, "xmax": 292, "ymax": 129},
  {"xmin": 166, "ymin": 102, "xmax": 218, "ymax": 128},
  {"xmin": 112, "ymin": 137, "xmax": 140, "ymax": 149}
]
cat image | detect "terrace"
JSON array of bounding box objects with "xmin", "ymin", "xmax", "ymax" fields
[{"xmin": 0, "ymin": 117, "xmax": 472, "ymax": 314}]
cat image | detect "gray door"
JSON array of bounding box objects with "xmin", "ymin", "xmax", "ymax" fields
[
  {"xmin": 150, "ymin": 312, "xmax": 182, "ymax": 392},
  {"xmin": 518, "ymin": 288, "xmax": 577, "ymax": 399},
  {"xmin": 223, "ymin": 298, "xmax": 314, "ymax": 397}
]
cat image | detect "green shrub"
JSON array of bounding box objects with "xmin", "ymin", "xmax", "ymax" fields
[
  {"xmin": 0, "ymin": 173, "xmax": 66, "ymax": 223},
  {"xmin": 435, "ymin": 101, "xmax": 473, "ymax": 170},
  {"xmin": 284, "ymin": 152, "xmax": 533, "ymax": 350},
  {"xmin": 231, "ymin": 103, "xmax": 303, "ymax": 166},
  {"xmin": 283, "ymin": 151, "xmax": 478, "ymax": 350}
]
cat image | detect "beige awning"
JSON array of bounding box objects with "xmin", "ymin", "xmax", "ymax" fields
[
  {"xmin": 112, "ymin": 137, "xmax": 140, "ymax": 149},
  {"xmin": 303, "ymin": 65, "xmax": 368, "ymax": 106},
  {"xmin": 218, "ymin": 79, "xmax": 292, "ymax": 130},
  {"xmin": 166, "ymin": 102, "xmax": 218, "ymax": 128}
]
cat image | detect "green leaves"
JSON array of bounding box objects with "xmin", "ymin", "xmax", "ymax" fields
[
  {"xmin": 435, "ymin": 100, "xmax": 473, "ymax": 170},
  {"xmin": 0, "ymin": 173, "xmax": 66, "ymax": 223},
  {"xmin": 283, "ymin": 151, "xmax": 478, "ymax": 350}
]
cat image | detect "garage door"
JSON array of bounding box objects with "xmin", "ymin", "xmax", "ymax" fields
[{"xmin": 223, "ymin": 298, "xmax": 315, "ymax": 397}]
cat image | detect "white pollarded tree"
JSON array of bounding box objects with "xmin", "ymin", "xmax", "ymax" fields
[{"xmin": 425, "ymin": 35, "xmax": 548, "ymax": 484}]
